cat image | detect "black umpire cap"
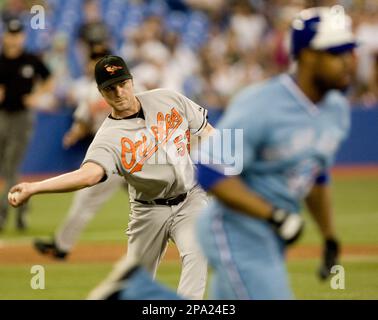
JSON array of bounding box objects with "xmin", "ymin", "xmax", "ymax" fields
[
  {"xmin": 95, "ymin": 55, "xmax": 133, "ymax": 90},
  {"xmin": 4, "ymin": 18, "xmax": 25, "ymax": 33}
]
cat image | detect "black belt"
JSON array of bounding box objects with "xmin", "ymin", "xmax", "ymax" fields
[{"xmin": 135, "ymin": 193, "xmax": 187, "ymax": 206}]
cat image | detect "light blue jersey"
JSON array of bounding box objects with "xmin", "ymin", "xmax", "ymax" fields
[
  {"xmin": 204, "ymin": 73, "xmax": 350, "ymax": 213},
  {"xmin": 195, "ymin": 74, "xmax": 351, "ymax": 299}
]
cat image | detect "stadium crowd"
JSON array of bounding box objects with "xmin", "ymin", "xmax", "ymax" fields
[{"xmin": 1, "ymin": 0, "xmax": 378, "ymax": 119}]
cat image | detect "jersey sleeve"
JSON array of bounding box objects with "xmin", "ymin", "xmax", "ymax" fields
[
  {"xmin": 74, "ymin": 98, "xmax": 92, "ymax": 126},
  {"xmin": 196, "ymin": 92, "xmax": 266, "ymax": 190},
  {"xmin": 82, "ymin": 138, "xmax": 119, "ymax": 181},
  {"xmin": 176, "ymin": 92, "xmax": 208, "ymax": 136}
]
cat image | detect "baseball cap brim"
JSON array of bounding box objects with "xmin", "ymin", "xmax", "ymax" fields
[
  {"xmin": 325, "ymin": 42, "xmax": 358, "ymax": 54},
  {"xmin": 98, "ymin": 74, "xmax": 132, "ymax": 90}
]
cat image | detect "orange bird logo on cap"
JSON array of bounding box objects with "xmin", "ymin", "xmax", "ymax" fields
[{"xmin": 104, "ymin": 64, "xmax": 123, "ymax": 75}]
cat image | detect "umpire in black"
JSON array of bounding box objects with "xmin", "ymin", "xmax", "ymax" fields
[{"xmin": 0, "ymin": 18, "xmax": 53, "ymax": 230}]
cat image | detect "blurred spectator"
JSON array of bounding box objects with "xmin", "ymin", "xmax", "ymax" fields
[
  {"xmin": 78, "ymin": 0, "xmax": 109, "ymax": 47},
  {"xmin": 124, "ymin": 15, "xmax": 168, "ymax": 91},
  {"xmin": 262, "ymin": 4, "xmax": 302, "ymax": 75},
  {"xmin": 184, "ymin": 0, "xmax": 227, "ymax": 12},
  {"xmin": 371, "ymin": 52, "xmax": 378, "ymax": 101},
  {"xmin": 132, "ymin": 41, "xmax": 169, "ymax": 91},
  {"xmin": 353, "ymin": 50, "xmax": 378, "ymax": 107},
  {"xmin": 43, "ymin": 32, "xmax": 72, "ymax": 105},
  {"xmin": 229, "ymin": 0, "xmax": 267, "ymax": 52},
  {"xmin": 355, "ymin": 10, "xmax": 378, "ymax": 107},
  {"xmin": 120, "ymin": 15, "xmax": 165, "ymax": 66},
  {"xmin": 1, "ymin": 0, "xmax": 28, "ymax": 22},
  {"xmin": 160, "ymin": 31, "xmax": 199, "ymax": 91},
  {"xmin": 77, "ymin": 0, "xmax": 111, "ymax": 62},
  {"xmin": 120, "ymin": 29, "xmax": 146, "ymax": 68}
]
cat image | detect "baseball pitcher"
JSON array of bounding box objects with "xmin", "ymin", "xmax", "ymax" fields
[{"xmin": 9, "ymin": 55, "xmax": 214, "ymax": 300}]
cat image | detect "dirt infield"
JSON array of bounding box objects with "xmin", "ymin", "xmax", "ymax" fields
[{"xmin": 0, "ymin": 243, "xmax": 377, "ymax": 265}]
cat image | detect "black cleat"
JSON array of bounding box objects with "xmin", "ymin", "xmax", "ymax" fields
[{"xmin": 33, "ymin": 238, "xmax": 68, "ymax": 260}]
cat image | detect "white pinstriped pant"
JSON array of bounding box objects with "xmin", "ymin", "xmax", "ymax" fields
[{"xmin": 55, "ymin": 174, "xmax": 125, "ymax": 251}]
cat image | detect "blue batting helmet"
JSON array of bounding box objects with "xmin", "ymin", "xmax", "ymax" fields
[{"xmin": 290, "ymin": 6, "xmax": 357, "ymax": 58}]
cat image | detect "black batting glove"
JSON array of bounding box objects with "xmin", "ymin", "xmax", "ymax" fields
[
  {"xmin": 268, "ymin": 208, "xmax": 304, "ymax": 245},
  {"xmin": 318, "ymin": 238, "xmax": 340, "ymax": 280}
]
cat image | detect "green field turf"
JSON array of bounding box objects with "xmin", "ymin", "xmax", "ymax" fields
[{"xmin": 0, "ymin": 176, "xmax": 377, "ymax": 299}]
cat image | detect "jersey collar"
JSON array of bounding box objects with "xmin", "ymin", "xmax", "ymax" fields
[
  {"xmin": 108, "ymin": 107, "xmax": 145, "ymax": 120},
  {"xmin": 280, "ymin": 74, "xmax": 320, "ymax": 116}
]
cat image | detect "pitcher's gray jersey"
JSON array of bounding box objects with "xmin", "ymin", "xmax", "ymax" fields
[
  {"xmin": 82, "ymin": 88, "xmax": 208, "ymax": 201},
  {"xmin": 83, "ymin": 88, "xmax": 209, "ymax": 299}
]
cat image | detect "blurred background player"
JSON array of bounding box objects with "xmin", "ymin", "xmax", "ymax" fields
[
  {"xmin": 0, "ymin": 17, "xmax": 54, "ymax": 231},
  {"xmin": 87, "ymin": 5, "xmax": 357, "ymax": 300},
  {"xmin": 33, "ymin": 50, "xmax": 127, "ymax": 259}
]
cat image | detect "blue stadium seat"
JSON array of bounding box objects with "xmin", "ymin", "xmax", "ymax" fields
[
  {"xmin": 165, "ymin": 10, "xmax": 188, "ymax": 33},
  {"xmin": 121, "ymin": 2, "xmax": 146, "ymax": 33},
  {"xmin": 145, "ymin": 0, "xmax": 169, "ymax": 17},
  {"xmin": 182, "ymin": 11, "xmax": 209, "ymax": 50}
]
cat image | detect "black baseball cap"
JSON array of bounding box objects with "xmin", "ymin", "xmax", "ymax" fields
[
  {"xmin": 4, "ymin": 18, "xmax": 25, "ymax": 33},
  {"xmin": 95, "ymin": 55, "xmax": 133, "ymax": 90}
]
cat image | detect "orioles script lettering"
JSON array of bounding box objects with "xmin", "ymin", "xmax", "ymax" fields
[{"xmin": 121, "ymin": 108, "xmax": 190, "ymax": 173}]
